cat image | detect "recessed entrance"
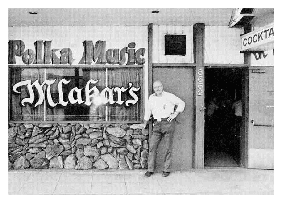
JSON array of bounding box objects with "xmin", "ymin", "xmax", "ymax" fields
[{"xmin": 204, "ymin": 68, "xmax": 244, "ymax": 167}]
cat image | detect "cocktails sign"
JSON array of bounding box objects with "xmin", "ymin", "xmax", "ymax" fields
[{"xmin": 241, "ymin": 23, "xmax": 274, "ymax": 52}]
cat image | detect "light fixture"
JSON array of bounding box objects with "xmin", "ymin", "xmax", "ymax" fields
[
  {"xmin": 28, "ymin": 11, "xmax": 38, "ymax": 15},
  {"xmin": 152, "ymin": 10, "xmax": 159, "ymax": 14}
]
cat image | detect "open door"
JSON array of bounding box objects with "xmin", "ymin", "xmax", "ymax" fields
[
  {"xmin": 204, "ymin": 68, "xmax": 244, "ymax": 167},
  {"xmin": 248, "ymin": 66, "xmax": 274, "ymax": 169}
]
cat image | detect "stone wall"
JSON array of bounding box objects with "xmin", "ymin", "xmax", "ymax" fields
[{"xmin": 8, "ymin": 123, "xmax": 149, "ymax": 170}]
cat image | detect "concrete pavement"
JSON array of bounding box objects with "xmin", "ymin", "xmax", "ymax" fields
[{"xmin": 8, "ymin": 168, "xmax": 274, "ymax": 195}]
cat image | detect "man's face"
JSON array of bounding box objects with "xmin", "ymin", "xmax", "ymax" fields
[{"xmin": 153, "ymin": 82, "xmax": 163, "ymax": 96}]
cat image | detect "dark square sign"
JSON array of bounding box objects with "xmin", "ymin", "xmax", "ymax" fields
[{"xmin": 165, "ymin": 35, "xmax": 186, "ymax": 56}]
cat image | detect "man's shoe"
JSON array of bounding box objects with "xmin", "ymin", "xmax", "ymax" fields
[
  {"xmin": 145, "ymin": 171, "xmax": 154, "ymax": 177},
  {"xmin": 162, "ymin": 172, "xmax": 170, "ymax": 177}
]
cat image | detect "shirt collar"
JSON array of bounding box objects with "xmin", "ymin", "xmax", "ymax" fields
[{"xmin": 153, "ymin": 91, "xmax": 166, "ymax": 97}]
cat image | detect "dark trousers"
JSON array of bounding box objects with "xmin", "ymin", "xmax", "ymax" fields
[{"xmin": 148, "ymin": 119, "xmax": 175, "ymax": 172}]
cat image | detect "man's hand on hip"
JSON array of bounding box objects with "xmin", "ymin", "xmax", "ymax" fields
[{"xmin": 167, "ymin": 112, "xmax": 179, "ymax": 122}]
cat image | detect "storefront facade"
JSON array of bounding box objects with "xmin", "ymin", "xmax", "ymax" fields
[
  {"xmin": 8, "ymin": 8, "xmax": 274, "ymax": 171},
  {"xmin": 8, "ymin": 26, "xmax": 150, "ymax": 170}
]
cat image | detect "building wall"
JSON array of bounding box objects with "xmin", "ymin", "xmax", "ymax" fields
[
  {"xmin": 247, "ymin": 12, "xmax": 274, "ymax": 169},
  {"xmin": 8, "ymin": 26, "xmax": 150, "ymax": 170},
  {"xmin": 152, "ymin": 25, "xmax": 194, "ymax": 63},
  {"xmin": 250, "ymin": 11, "xmax": 274, "ymax": 66},
  {"xmin": 248, "ymin": 65, "xmax": 274, "ymax": 169},
  {"xmin": 152, "ymin": 25, "xmax": 245, "ymax": 65},
  {"xmin": 9, "ymin": 23, "xmax": 273, "ymax": 170},
  {"xmin": 205, "ymin": 26, "xmax": 244, "ymax": 64}
]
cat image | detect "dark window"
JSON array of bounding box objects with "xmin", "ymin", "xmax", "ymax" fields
[
  {"xmin": 165, "ymin": 35, "xmax": 186, "ymax": 56},
  {"xmin": 9, "ymin": 66, "xmax": 143, "ymax": 122}
]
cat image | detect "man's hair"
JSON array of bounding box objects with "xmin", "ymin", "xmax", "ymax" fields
[{"xmin": 153, "ymin": 80, "xmax": 163, "ymax": 86}]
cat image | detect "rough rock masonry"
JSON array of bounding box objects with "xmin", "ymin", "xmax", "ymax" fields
[{"xmin": 8, "ymin": 123, "xmax": 149, "ymax": 170}]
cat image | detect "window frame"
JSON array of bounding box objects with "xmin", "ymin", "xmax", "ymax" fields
[
  {"xmin": 8, "ymin": 64, "xmax": 144, "ymax": 124},
  {"xmin": 164, "ymin": 34, "xmax": 187, "ymax": 56}
]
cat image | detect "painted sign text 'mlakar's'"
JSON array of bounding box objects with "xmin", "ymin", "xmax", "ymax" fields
[
  {"xmin": 13, "ymin": 79, "xmax": 140, "ymax": 108},
  {"xmin": 8, "ymin": 40, "xmax": 145, "ymax": 65}
]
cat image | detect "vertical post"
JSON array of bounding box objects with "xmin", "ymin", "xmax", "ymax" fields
[
  {"xmin": 105, "ymin": 67, "xmax": 108, "ymax": 121},
  {"xmin": 148, "ymin": 23, "xmax": 153, "ymax": 134},
  {"xmin": 8, "ymin": 67, "xmax": 11, "ymax": 121},
  {"xmin": 241, "ymin": 23, "xmax": 252, "ymax": 167},
  {"xmin": 148, "ymin": 23, "xmax": 153, "ymax": 96},
  {"xmin": 44, "ymin": 68, "xmax": 46, "ymax": 121},
  {"xmin": 193, "ymin": 23, "xmax": 205, "ymax": 169},
  {"xmin": 140, "ymin": 66, "xmax": 144, "ymax": 121}
]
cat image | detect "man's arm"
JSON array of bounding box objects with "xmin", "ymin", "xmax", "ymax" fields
[
  {"xmin": 143, "ymin": 96, "xmax": 152, "ymax": 127},
  {"xmin": 167, "ymin": 94, "xmax": 185, "ymax": 122},
  {"xmin": 173, "ymin": 95, "xmax": 185, "ymax": 113}
]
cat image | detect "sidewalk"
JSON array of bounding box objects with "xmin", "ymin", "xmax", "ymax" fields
[{"xmin": 8, "ymin": 168, "xmax": 273, "ymax": 195}]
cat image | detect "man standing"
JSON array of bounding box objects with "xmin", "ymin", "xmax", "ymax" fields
[{"xmin": 144, "ymin": 80, "xmax": 185, "ymax": 177}]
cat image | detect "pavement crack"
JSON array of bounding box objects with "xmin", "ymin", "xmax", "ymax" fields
[
  {"xmin": 124, "ymin": 181, "xmax": 128, "ymax": 195},
  {"xmin": 52, "ymin": 173, "xmax": 62, "ymax": 195}
]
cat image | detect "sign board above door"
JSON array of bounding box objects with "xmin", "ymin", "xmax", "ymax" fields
[{"xmin": 241, "ymin": 23, "xmax": 274, "ymax": 52}]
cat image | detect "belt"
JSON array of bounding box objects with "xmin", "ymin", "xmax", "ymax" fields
[{"xmin": 153, "ymin": 117, "xmax": 168, "ymax": 122}]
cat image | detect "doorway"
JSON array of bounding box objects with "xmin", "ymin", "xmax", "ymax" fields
[{"xmin": 204, "ymin": 68, "xmax": 244, "ymax": 167}]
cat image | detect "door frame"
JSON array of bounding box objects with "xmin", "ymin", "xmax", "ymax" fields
[
  {"xmin": 241, "ymin": 67, "xmax": 249, "ymax": 168},
  {"xmin": 148, "ymin": 23, "xmax": 206, "ymax": 169},
  {"xmin": 203, "ymin": 65, "xmax": 249, "ymax": 168},
  {"xmin": 151, "ymin": 63, "xmax": 200, "ymax": 169},
  {"xmin": 147, "ymin": 23, "xmax": 249, "ymax": 169},
  {"xmin": 150, "ymin": 64, "xmax": 249, "ymax": 169},
  {"xmin": 152, "ymin": 64, "xmax": 196, "ymax": 170}
]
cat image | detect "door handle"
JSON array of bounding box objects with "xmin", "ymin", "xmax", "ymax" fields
[{"xmin": 251, "ymin": 120, "xmax": 274, "ymax": 127}]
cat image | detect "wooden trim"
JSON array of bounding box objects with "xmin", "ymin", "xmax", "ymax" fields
[
  {"xmin": 152, "ymin": 63, "xmax": 196, "ymax": 67},
  {"xmin": 193, "ymin": 23, "xmax": 205, "ymax": 169},
  {"xmin": 192, "ymin": 67, "xmax": 197, "ymax": 168},
  {"xmin": 243, "ymin": 24, "xmax": 252, "ymax": 65},
  {"xmin": 8, "ymin": 64, "xmax": 143, "ymax": 69},
  {"xmin": 148, "ymin": 23, "xmax": 153, "ymax": 96},
  {"xmin": 241, "ymin": 23, "xmax": 252, "ymax": 168},
  {"xmin": 249, "ymin": 66, "xmax": 274, "ymax": 68},
  {"xmin": 242, "ymin": 68, "xmax": 249, "ymax": 168},
  {"xmin": 9, "ymin": 120, "xmax": 142, "ymax": 124},
  {"xmin": 140, "ymin": 66, "xmax": 145, "ymax": 121},
  {"xmin": 8, "ymin": 67, "xmax": 11, "ymax": 121},
  {"xmin": 148, "ymin": 23, "xmax": 153, "ymax": 135},
  {"xmin": 205, "ymin": 64, "xmax": 249, "ymax": 68},
  {"xmin": 194, "ymin": 23, "xmax": 205, "ymax": 66},
  {"xmin": 240, "ymin": 51, "xmax": 265, "ymax": 54}
]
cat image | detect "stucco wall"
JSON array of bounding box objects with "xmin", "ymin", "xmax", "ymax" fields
[
  {"xmin": 205, "ymin": 26, "xmax": 244, "ymax": 64},
  {"xmin": 247, "ymin": 12, "xmax": 274, "ymax": 169}
]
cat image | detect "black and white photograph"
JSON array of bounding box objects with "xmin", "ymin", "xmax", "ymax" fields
[{"xmin": 6, "ymin": 5, "xmax": 275, "ymax": 196}]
